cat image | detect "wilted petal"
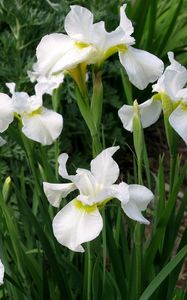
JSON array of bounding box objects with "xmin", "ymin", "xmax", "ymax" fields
[
  {"xmin": 90, "ymin": 146, "xmax": 120, "ymax": 186},
  {"xmin": 119, "ymin": 46, "xmax": 164, "ymax": 89},
  {"xmin": 118, "ymin": 98, "xmax": 162, "ymax": 132},
  {"xmin": 43, "ymin": 182, "xmax": 76, "ymax": 207},
  {"xmin": 22, "ymin": 107, "xmax": 63, "ymax": 145},
  {"xmin": 65, "ymin": 5, "xmax": 94, "ymax": 42},
  {"xmin": 52, "ymin": 200, "xmax": 103, "ymax": 252},
  {"xmin": 0, "ymin": 93, "xmax": 14, "ymax": 132},
  {"xmin": 169, "ymin": 105, "xmax": 187, "ymax": 144},
  {"xmin": 121, "ymin": 184, "xmax": 154, "ymax": 224},
  {"xmin": 0, "ymin": 259, "xmax": 4, "ymax": 285}
]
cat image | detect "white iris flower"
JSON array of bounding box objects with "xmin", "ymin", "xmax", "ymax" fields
[
  {"xmin": 0, "ymin": 82, "xmax": 63, "ymax": 145},
  {"xmin": 43, "ymin": 146, "xmax": 154, "ymax": 252},
  {"xmin": 118, "ymin": 52, "xmax": 187, "ymax": 144},
  {"xmin": 0, "ymin": 259, "xmax": 4, "ymax": 285},
  {"xmin": 35, "ymin": 4, "xmax": 163, "ymax": 90}
]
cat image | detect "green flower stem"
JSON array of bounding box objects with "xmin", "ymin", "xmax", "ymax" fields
[
  {"xmin": 133, "ymin": 223, "xmax": 143, "ymax": 300},
  {"xmin": 101, "ymin": 209, "xmax": 107, "ymax": 297},
  {"xmin": 75, "ymin": 78, "xmax": 103, "ymax": 157},
  {"xmin": 132, "ymin": 100, "xmax": 145, "ymax": 299},
  {"xmin": 161, "ymin": 93, "xmax": 178, "ymax": 193},
  {"xmin": 87, "ymin": 243, "xmax": 92, "ymax": 300}
]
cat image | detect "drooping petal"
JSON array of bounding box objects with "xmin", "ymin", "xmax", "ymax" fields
[
  {"xmin": 22, "ymin": 107, "xmax": 63, "ymax": 145},
  {"xmin": 121, "ymin": 201, "xmax": 150, "ymax": 224},
  {"xmin": 52, "ymin": 200, "xmax": 103, "ymax": 252},
  {"xmin": 64, "ymin": 5, "xmax": 94, "ymax": 43},
  {"xmin": 121, "ymin": 184, "xmax": 154, "ymax": 224},
  {"xmin": 0, "ymin": 137, "xmax": 6, "ymax": 146},
  {"xmin": 43, "ymin": 182, "xmax": 76, "ymax": 207},
  {"xmin": 118, "ymin": 98, "xmax": 162, "ymax": 132},
  {"xmin": 119, "ymin": 46, "xmax": 164, "ymax": 89},
  {"xmin": 36, "ymin": 33, "xmax": 74, "ymax": 75},
  {"xmin": 0, "ymin": 93, "xmax": 14, "ymax": 132},
  {"xmin": 50, "ymin": 45, "xmax": 97, "ymax": 73},
  {"xmin": 90, "ymin": 146, "xmax": 120, "ymax": 186},
  {"xmin": 169, "ymin": 105, "xmax": 187, "ymax": 144},
  {"xmin": 0, "ymin": 259, "xmax": 4, "ymax": 285},
  {"xmin": 109, "ymin": 182, "xmax": 129, "ymax": 203},
  {"xmin": 128, "ymin": 184, "xmax": 154, "ymax": 210}
]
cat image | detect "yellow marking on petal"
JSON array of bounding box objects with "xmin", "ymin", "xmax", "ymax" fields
[
  {"xmin": 160, "ymin": 93, "xmax": 173, "ymax": 117},
  {"xmin": 75, "ymin": 41, "xmax": 91, "ymax": 49},
  {"xmin": 68, "ymin": 63, "xmax": 87, "ymax": 96},
  {"xmin": 103, "ymin": 44, "xmax": 127, "ymax": 60},
  {"xmin": 27, "ymin": 108, "xmax": 42, "ymax": 118},
  {"xmin": 181, "ymin": 102, "xmax": 187, "ymax": 111},
  {"xmin": 73, "ymin": 199, "xmax": 97, "ymax": 213},
  {"xmin": 152, "ymin": 93, "xmax": 162, "ymax": 101}
]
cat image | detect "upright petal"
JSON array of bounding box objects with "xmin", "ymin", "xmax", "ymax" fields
[
  {"xmin": 169, "ymin": 105, "xmax": 187, "ymax": 144},
  {"xmin": 90, "ymin": 146, "xmax": 120, "ymax": 186},
  {"xmin": 119, "ymin": 46, "xmax": 164, "ymax": 89},
  {"xmin": 0, "ymin": 93, "xmax": 14, "ymax": 132},
  {"xmin": 121, "ymin": 184, "xmax": 154, "ymax": 224},
  {"xmin": 52, "ymin": 200, "xmax": 103, "ymax": 252},
  {"xmin": 22, "ymin": 107, "xmax": 63, "ymax": 145},
  {"xmin": 119, "ymin": 4, "xmax": 134, "ymax": 38},
  {"xmin": 164, "ymin": 68, "xmax": 187, "ymax": 101},
  {"xmin": 7, "ymin": 83, "xmax": 31, "ymax": 115},
  {"xmin": 43, "ymin": 182, "xmax": 76, "ymax": 207},
  {"xmin": 0, "ymin": 259, "xmax": 4, "ymax": 285},
  {"xmin": 152, "ymin": 52, "xmax": 187, "ymax": 99},
  {"xmin": 6, "ymin": 82, "xmax": 16, "ymax": 95},
  {"xmin": 75, "ymin": 170, "xmax": 98, "ymax": 195},
  {"xmin": 118, "ymin": 98, "xmax": 162, "ymax": 132},
  {"xmin": 58, "ymin": 153, "xmax": 75, "ymax": 181},
  {"xmin": 64, "ymin": 5, "xmax": 94, "ymax": 42}
]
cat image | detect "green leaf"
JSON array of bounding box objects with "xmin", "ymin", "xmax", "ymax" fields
[{"xmin": 140, "ymin": 246, "xmax": 187, "ymax": 300}]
